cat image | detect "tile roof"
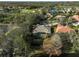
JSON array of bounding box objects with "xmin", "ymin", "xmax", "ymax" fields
[
  {"xmin": 55, "ymin": 24, "xmax": 73, "ymax": 33},
  {"xmin": 72, "ymin": 15, "xmax": 79, "ymax": 22}
]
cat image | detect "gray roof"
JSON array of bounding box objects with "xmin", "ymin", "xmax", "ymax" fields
[{"xmin": 33, "ymin": 24, "xmax": 51, "ymax": 34}]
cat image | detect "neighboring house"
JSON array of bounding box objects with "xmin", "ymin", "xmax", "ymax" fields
[
  {"xmin": 72, "ymin": 15, "xmax": 79, "ymax": 27},
  {"xmin": 55, "ymin": 15, "xmax": 79, "ymax": 33},
  {"xmin": 55, "ymin": 24, "xmax": 73, "ymax": 33},
  {"xmin": 72, "ymin": 22, "xmax": 79, "ymax": 26},
  {"xmin": 55, "ymin": 15, "xmax": 65, "ymax": 19},
  {"xmin": 32, "ymin": 24, "xmax": 51, "ymax": 45},
  {"xmin": 54, "ymin": 15, "xmax": 66, "ymax": 25},
  {"xmin": 33, "ymin": 24, "xmax": 51, "ymax": 34},
  {"xmin": 33, "ymin": 24, "xmax": 51, "ymax": 38},
  {"xmin": 72, "ymin": 15, "xmax": 79, "ymax": 22}
]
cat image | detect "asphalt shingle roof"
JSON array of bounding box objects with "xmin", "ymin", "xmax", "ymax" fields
[{"xmin": 33, "ymin": 24, "xmax": 51, "ymax": 34}]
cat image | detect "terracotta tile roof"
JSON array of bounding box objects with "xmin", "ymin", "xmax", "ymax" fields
[
  {"xmin": 55, "ymin": 24, "xmax": 73, "ymax": 33},
  {"xmin": 72, "ymin": 15, "xmax": 79, "ymax": 22}
]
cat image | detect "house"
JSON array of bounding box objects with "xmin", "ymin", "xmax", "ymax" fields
[
  {"xmin": 54, "ymin": 15, "xmax": 66, "ymax": 24},
  {"xmin": 33, "ymin": 24, "xmax": 51, "ymax": 38},
  {"xmin": 72, "ymin": 15, "xmax": 79, "ymax": 22},
  {"xmin": 55, "ymin": 15, "xmax": 65, "ymax": 20},
  {"xmin": 32, "ymin": 24, "xmax": 52, "ymax": 45},
  {"xmin": 55, "ymin": 24, "xmax": 73, "ymax": 33},
  {"xmin": 72, "ymin": 15, "xmax": 79, "ymax": 26},
  {"xmin": 72, "ymin": 22, "xmax": 79, "ymax": 26},
  {"xmin": 33, "ymin": 24, "xmax": 51, "ymax": 34}
]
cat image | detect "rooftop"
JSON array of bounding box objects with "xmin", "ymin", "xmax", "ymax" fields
[
  {"xmin": 55, "ymin": 24, "xmax": 73, "ymax": 33},
  {"xmin": 72, "ymin": 15, "xmax": 79, "ymax": 22}
]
